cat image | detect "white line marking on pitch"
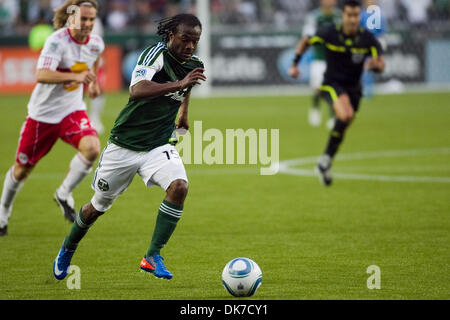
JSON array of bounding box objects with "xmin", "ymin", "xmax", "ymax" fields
[
  {"xmin": 276, "ymin": 147, "xmax": 450, "ymax": 183},
  {"xmin": 0, "ymin": 148, "xmax": 448, "ymax": 182}
]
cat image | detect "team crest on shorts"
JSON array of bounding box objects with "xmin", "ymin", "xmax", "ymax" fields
[
  {"xmin": 98, "ymin": 178, "xmax": 109, "ymax": 191},
  {"xmin": 18, "ymin": 153, "xmax": 29, "ymax": 165}
]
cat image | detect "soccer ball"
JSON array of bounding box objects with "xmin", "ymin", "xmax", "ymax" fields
[{"xmin": 221, "ymin": 257, "xmax": 262, "ymax": 297}]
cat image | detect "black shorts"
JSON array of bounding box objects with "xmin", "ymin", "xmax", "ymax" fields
[{"xmin": 319, "ymin": 81, "xmax": 363, "ymax": 112}]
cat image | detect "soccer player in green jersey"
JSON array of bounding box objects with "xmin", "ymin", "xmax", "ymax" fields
[
  {"xmin": 298, "ymin": 0, "xmax": 341, "ymax": 128},
  {"xmin": 289, "ymin": 0, "xmax": 385, "ymax": 186},
  {"xmin": 53, "ymin": 14, "xmax": 207, "ymax": 280}
]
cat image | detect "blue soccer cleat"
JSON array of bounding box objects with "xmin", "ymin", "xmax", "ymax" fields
[
  {"xmin": 139, "ymin": 255, "xmax": 173, "ymax": 280},
  {"xmin": 53, "ymin": 244, "xmax": 75, "ymax": 280}
]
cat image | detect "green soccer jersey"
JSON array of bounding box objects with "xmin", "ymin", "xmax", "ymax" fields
[
  {"xmin": 109, "ymin": 42, "xmax": 204, "ymax": 152},
  {"xmin": 303, "ymin": 8, "xmax": 341, "ymax": 61}
]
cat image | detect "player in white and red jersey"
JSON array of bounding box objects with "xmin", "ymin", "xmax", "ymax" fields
[{"xmin": 0, "ymin": 0, "xmax": 104, "ymax": 236}]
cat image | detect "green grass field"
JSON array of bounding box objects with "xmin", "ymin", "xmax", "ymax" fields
[{"xmin": 0, "ymin": 91, "xmax": 449, "ymax": 300}]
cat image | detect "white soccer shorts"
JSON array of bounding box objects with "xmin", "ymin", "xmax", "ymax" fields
[
  {"xmin": 90, "ymin": 142, "xmax": 187, "ymax": 212},
  {"xmin": 309, "ymin": 60, "xmax": 327, "ymax": 90}
]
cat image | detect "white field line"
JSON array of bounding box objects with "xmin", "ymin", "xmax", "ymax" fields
[
  {"xmin": 331, "ymin": 165, "xmax": 450, "ymax": 173},
  {"xmin": 0, "ymin": 148, "xmax": 449, "ymax": 182},
  {"xmin": 276, "ymin": 148, "xmax": 450, "ymax": 183},
  {"xmin": 0, "ymin": 167, "xmax": 261, "ymax": 180}
]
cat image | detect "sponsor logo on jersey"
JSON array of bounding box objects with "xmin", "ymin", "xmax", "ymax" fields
[
  {"xmin": 165, "ymin": 90, "xmax": 187, "ymax": 102},
  {"xmin": 165, "ymin": 85, "xmax": 189, "ymax": 102},
  {"xmin": 63, "ymin": 62, "xmax": 89, "ymax": 92}
]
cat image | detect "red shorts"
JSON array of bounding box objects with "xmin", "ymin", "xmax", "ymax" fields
[{"xmin": 16, "ymin": 110, "xmax": 98, "ymax": 167}]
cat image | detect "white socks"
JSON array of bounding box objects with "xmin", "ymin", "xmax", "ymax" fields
[
  {"xmin": 318, "ymin": 154, "xmax": 332, "ymax": 168},
  {"xmin": 56, "ymin": 153, "xmax": 93, "ymax": 200},
  {"xmin": 1, "ymin": 153, "xmax": 93, "ymax": 227},
  {"xmin": 89, "ymin": 96, "xmax": 105, "ymax": 134},
  {"xmin": 90, "ymin": 95, "xmax": 105, "ymax": 118},
  {"xmin": 0, "ymin": 167, "xmax": 24, "ymax": 227}
]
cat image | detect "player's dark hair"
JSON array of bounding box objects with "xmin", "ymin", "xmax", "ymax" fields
[
  {"xmin": 343, "ymin": 0, "xmax": 361, "ymax": 9},
  {"xmin": 156, "ymin": 14, "xmax": 202, "ymax": 43}
]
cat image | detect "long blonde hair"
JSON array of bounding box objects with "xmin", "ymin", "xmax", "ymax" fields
[{"xmin": 53, "ymin": 0, "xmax": 98, "ymax": 30}]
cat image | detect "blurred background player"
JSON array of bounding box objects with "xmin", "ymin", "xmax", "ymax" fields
[
  {"xmin": 360, "ymin": 0, "xmax": 388, "ymax": 98},
  {"xmin": 28, "ymin": 11, "xmax": 53, "ymax": 52},
  {"xmin": 289, "ymin": 0, "xmax": 385, "ymax": 186},
  {"xmin": 51, "ymin": 1, "xmax": 106, "ymax": 133},
  {"xmin": 0, "ymin": 0, "xmax": 104, "ymax": 236},
  {"xmin": 300, "ymin": 0, "xmax": 341, "ymax": 128},
  {"xmin": 87, "ymin": 16, "xmax": 106, "ymax": 134}
]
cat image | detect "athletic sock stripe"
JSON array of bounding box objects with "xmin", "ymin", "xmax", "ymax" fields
[
  {"xmin": 160, "ymin": 204, "xmax": 182, "ymax": 214},
  {"xmin": 160, "ymin": 203, "xmax": 183, "ymax": 214},
  {"xmin": 159, "ymin": 207, "xmax": 181, "ymax": 219},
  {"xmin": 159, "ymin": 205, "xmax": 182, "ymax": 216},
  {"xmin": 76, "ymin": 213, "xmax": 92, "ymax": 229},
  {"xmin": 160, "ymin": 202, "xmax": 183, "ymax": 213}
]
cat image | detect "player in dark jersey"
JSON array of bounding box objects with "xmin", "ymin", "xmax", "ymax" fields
[
  {"xmin": 289, "ymin": 0, "xmax": 385, "ymax": 186},
  {"xmin": 52, "ymin": 14, "xmax": 207, "ymax": 281},
  {"xmin": 301, "ymin": 0, "xmax": 341, "ymax": 128}
]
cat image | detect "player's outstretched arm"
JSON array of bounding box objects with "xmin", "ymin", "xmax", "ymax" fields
[
  {"xmin": 88, "ymin": 57, "xmax": 102, "ymax": 99},
  {"xmin": 129, "ymin": 67, "xmax": 206, "ymax": 101},
  {"xmin": 177, "ymin": 91, "xmax": 191, "ymax": 130},
  {"xmin": 36, "ymin": 69, "xmax": 96, "ymax": 84},
  {"xmin": 288, "ymin": 36, "xmax": 311, "ymax": 79},
  {"xmin": 366, "ymin": 56, "xmax": 386, "ymax": 74}
]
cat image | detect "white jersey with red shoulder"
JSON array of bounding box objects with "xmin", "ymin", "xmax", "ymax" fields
[{"xmin": 27, "ymin": 27, "xmax": 105, "ymax": 124}]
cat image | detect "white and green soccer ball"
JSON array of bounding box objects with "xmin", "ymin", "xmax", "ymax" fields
[{"xmin": 221, "ymin": 257, "xmax": 262, "ymax": 297}]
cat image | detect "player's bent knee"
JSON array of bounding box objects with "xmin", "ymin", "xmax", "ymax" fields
[
  {"xmin": 81, "ymin": 202, "xmax": 105, "ymax": 223},
  {"xmin": 91, "ymin": 192, "xmax": 115, "ymax": 213},
  {"xmin": 167, "ymin": 179, "xmax": 189, "ymax": 200},
  {"xmin": 335, "ymin": 111, "xmax": 351, "ymax": 124},
  {"xmin": 82, "ymin": 141, "xmax": 100, "ymax": 161},
  {"xmin": 78, "ymin": 137, "xmax": 100, "ymax": 162},
  {"xmin": 347, "ymin": 114, "xmax": 354, "ymax": 124},
  {"xmin": 341, "ymin": 114, "xmax": 351, "ymax": 124},
  {"xmin": 345, "ymin": 109, "xmax": 355, "ymax": 123},
  {"xmin": 81, "ymin": 147, "xmax": 99, "ymax": 163},
  {"xmin": 338, "ymin": 102, "xmax": 354, "ymax": 124},
  {"xmin": 13, "ymin": 163, "xmax": 33, "ymax": 181}
]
